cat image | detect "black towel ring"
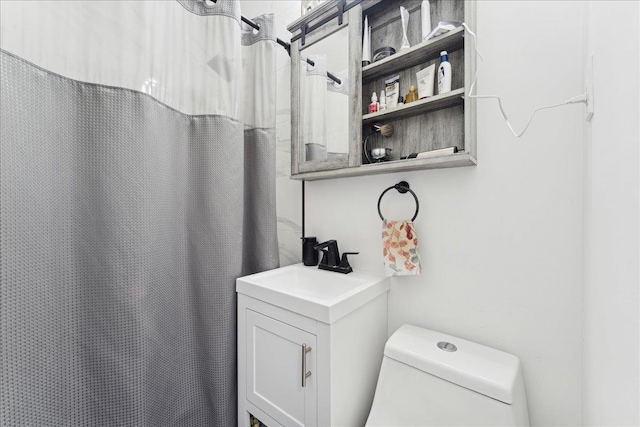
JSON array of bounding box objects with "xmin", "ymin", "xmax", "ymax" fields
[{"xmin": 377, "ymin": 181, "xmax": 419, "ymax": 222}]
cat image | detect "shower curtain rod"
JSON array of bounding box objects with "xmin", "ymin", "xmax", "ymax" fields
[
  {"xmin": 240, "ymin": 16, "xmax": 342, "ymax": 85},
  {"xmin": 208, "ymin": 0, "xmax": 343, "ymax": 85}
]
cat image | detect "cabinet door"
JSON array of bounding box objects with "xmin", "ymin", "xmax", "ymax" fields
[{"xmin": 246, "ymin": 310, "xmax": 317, "ymax": 427}]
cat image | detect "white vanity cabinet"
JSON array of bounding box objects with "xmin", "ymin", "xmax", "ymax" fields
[
  {"xmin": 236, "ymin": 264, "xmax": 389, "ymax": 427},
  {"xmin": 244, "ymin": 307, "xmax": 317, "ymax": 427}
]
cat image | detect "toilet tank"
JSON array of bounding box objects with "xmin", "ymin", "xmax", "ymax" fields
[{"xmin": 366, "ymin": 325, "xmax": 529, "ymax": 427}]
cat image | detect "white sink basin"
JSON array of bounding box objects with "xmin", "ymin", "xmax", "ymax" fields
[{"xmin": 236, "ymin": 263, "xmax": 389, "ymax": 323}]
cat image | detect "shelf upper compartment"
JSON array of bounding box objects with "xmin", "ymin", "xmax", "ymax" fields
[
  {"xmin": 362, "ymin": 88, "xmax": 465, "ymax": 125},
  {"xmin": 362, "ymin": 26, "xmax": 465, "ymax": 83}
]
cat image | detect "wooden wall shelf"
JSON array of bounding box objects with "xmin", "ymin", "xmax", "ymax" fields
[
  {"xmin": 291, "ymin": 152, "xmax": 476, "ymax": 181},
  {"xmin": 362, "ymin": 88, "xmax": 465, "ymax": 125},
  {"xmin": 289, "ymin": 0, "xmax": 476, "ymax": 181}
]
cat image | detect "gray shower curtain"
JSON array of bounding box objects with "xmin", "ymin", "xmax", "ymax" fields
[{"xmin": 0, "ymin": 1, "xmax": 278, "ymax": 425}]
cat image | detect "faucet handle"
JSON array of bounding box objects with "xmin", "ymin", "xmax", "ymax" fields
[{"xmin": 339, "ymin": 252, "xmax": 359, "ymax": 270}]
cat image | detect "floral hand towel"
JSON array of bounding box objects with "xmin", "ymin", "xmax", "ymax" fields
[{"xmin": 382, "ymin": 219, "xmax": 421, "ymax": 276}]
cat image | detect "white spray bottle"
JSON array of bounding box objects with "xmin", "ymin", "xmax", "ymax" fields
[
  {"xmin": 399, "ymin": 6, "xmax": 410, "ymax": 50},
  {"xmin": 362, "ymin": 15, "xmax": 371, "ymax": 66},
  {"xmin": 437, "ymin": 50, "xmax": 451, "ymax": 94},
  {"xmin": 421, "ymin": 0, "xmax": 431, "ymax": 42}
]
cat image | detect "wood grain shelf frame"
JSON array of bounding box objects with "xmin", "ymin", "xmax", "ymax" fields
[
  {"xmin": 289, "ymin": 0, "xmax": 476, "ymax": 181},
  {"xmin": 362, "ymin": 87, "xmax": 465, "ymax": 125},
  {"xmin": 291, "ymin": 152, "xmax": 476, "ymax": 181}
]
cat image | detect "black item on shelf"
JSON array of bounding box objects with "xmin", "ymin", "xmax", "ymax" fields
[
  {"xmin": 372, "ymin": 46, "xmax": 395, "ymax": 62},
  {"xmin": 377, "ymin": 181, "xmax": 419, "ymax": 221}
]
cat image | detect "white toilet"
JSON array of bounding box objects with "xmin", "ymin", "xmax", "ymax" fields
[{"xmin": 366, "ymin": 325, "xmax": 530, "ymax": 426}]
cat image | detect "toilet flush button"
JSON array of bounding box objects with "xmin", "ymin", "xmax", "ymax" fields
[{"xmin": 437, "ymin": 341, "xmax": 457, "ymax": 352}]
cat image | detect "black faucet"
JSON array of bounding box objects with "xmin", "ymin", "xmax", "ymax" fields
[{"xmin": 313, "ymin": 240, "xmax": 358, "ymax": 274}]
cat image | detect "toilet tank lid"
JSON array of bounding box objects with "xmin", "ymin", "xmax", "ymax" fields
[{"xmin": 384, "ymin": 325, "xmax": 522, "ymax": 404}]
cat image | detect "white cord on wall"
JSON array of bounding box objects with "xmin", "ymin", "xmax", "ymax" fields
[{"xmin": 461, "ymin": 23, "xmax": 588, "ymax": 138}]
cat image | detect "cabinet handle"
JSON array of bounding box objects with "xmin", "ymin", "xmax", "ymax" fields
[{"xmin": 301, "ymin": 343, "xmax": 312, "ymax": 387}]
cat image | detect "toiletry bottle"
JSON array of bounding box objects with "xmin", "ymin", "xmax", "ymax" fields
[
  {"xmin": 379, "ymin": 90, "xmax": 387, "ymax": 111},
  {"xmin": 438, "ymin": 50, "xmax": 452, "ymax": 94},
  {"xmin": 421, "ymin": 0, "xmax": 431, "ymax": 41},
  {"xmin": 362, "ymin": 15, "xmax": 371, "ymax": 66},
  {"xmin": 405, "ymin": 85, "xmax": 418, "ymax": 103},
  {"xmin": 400, "ymin": 6, "xmax": 410, "ymax": 50},
  {"xmin": 302, "ymin": 237, "xmax": 319, "ymax": 266},
  {"xmin": 369, "ymin": 92, "xmax": 379, "ymax": 113},
  {"xmin": 385, "ymin": 75, "xmax": 400, "ymax": 108}
]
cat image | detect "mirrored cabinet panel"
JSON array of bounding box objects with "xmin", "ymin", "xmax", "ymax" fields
[
  {"xmin": 298, "ymin": 26, "xmax": 349, "ymax": 164},
  {"xmin": 289, "ymin": 2, "xmax": 362, "ymax": 176}
]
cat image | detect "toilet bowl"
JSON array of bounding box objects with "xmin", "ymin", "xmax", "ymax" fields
[{"xmin": 366, "ymin": 325, "xmax": 530, "ymax": 426}]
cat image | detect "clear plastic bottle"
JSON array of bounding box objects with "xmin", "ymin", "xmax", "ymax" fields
[
  {"xmin": 437, "ymin": 51, "xmax": 452, "ymax": 94},
  {"xmin": 379, "ymin": 90, "xmax": 387, "ymax": 111},
  {"xmin": 368, "ymin": 92, "xmax": 379, "ymax": 113}
]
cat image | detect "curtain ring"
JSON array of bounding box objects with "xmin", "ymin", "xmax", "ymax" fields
[{"xmin": 377, "ymin": 181, "xmax": 419, "ymax": 222}]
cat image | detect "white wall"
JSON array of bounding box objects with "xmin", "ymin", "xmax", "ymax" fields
[
  {"xmin": 306, "ymin": 1, "xmax": 586, "ymax": 425},
  {"xmin": 582, "ymin": 1, "xmax": 640, "ymax": 425},
  {"xmin": 250, "ymin": 0, "xmax": 640, "ymax": 425}
]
